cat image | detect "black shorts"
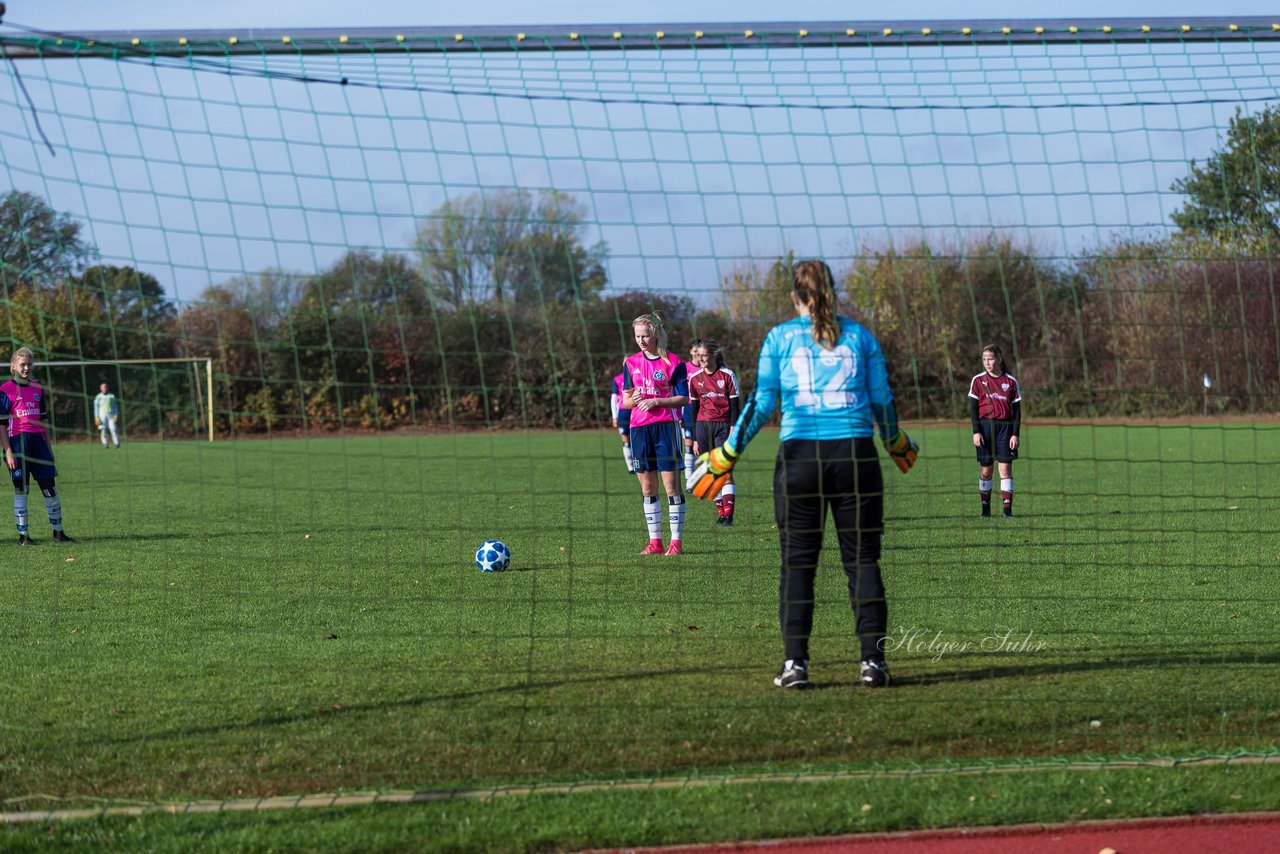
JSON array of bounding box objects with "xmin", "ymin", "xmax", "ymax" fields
[
  {"xmin": 975, "ymin": 419, "xmax": 1018, "ymax": 466},
  {"xmin": 695, "ymin": 420, "xmax": 730, "ymax": 453}
]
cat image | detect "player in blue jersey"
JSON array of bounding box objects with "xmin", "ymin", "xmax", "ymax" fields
[{"xmin": 687, "ymin": 260, "xmax": 917, "ymax": 689}]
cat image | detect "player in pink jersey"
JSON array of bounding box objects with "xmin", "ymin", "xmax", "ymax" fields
[
  {"xmin": 0, "ymin": 348, "xmax": 75, "ymax": 545},
  {"xmin": 688, "ymin": 339, "xmax": 740, "ymax": 525},
  {"xmin": 609, "ymin": 372, "xmax": 634, "ymax": 472},
  {"xmin": 968, "ymin": 343, "xmax": 1022, "ymax": 518},
  {"xmin": 620, "ymin": 313, "xmax": 689, "ymax": 556},
  {"xmin": 681, "ymin": 339, "xmax": 703, "ymax": 482}
]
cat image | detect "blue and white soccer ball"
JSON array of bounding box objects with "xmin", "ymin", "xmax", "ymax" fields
[{"xmin": 475, "ymin": 539, "xmax": 511, "ymax": 573}]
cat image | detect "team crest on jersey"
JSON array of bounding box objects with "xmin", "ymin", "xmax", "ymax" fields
[
  {"xmin": 1001, "ymin": 383, "xmax": 1009, "ymax": 391},
  {"xmin": 653, "ymin": 370, "xmax": 665, "ymax": 381},
  {"xmin": 716, "ymin": 379, "xmax": 725, "ymax": 388}
]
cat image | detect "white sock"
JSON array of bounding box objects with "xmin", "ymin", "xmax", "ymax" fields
[
  {"xmin": 14, "ymin": 493, "xmax": 28, "ymax": 535},
  {"xmin": 979, "ymin": 478, "xmax": 992, "ymax": 494},
  {"xmin": 667, "ymin": 494, "xmax": 685, "ymax": 542},
  {"xmin": 622, "ymin": 444, "xmax": 634, "ymax": 470},
  {"xmin": 1001, "ymin": 478, "xmax": 1014, "ymax": 494},
  {"xmin": 720, "ymin": 484, "xmax": 736, "ymax": 499},
  {"xmin": 684, "ymin": 450, "xmax": 695, "ymax": 477},
  {"xmin": 643, "ymin": 496, "xmax": 662, "ymax": 539},
  {"xmin": 44, "ymin": 494, "xmax": 63, "ymax": 531}
]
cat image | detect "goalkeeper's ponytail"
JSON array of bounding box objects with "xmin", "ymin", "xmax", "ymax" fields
[{"xmin": 793, "ymin": 259, "xmax": 840, "ymax": 350}]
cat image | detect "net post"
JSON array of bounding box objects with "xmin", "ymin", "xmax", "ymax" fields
[{"xmin": 206, "ymin": 358, "xmax": 214, "ymax": 442}]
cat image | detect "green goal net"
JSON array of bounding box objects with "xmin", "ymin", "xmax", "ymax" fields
[{"xmin": 0, "ymin": 18, "xmax": 1277, "ymax": 822}]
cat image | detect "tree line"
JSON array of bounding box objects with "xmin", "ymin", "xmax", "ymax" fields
[{"xmin": 1, "ymin": 105, "xmax": 1278, "ymax": 437}]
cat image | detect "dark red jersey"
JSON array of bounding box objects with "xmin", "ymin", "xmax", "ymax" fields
[
  {"xmin": 968, "ymin": 371, "xmax": 1021, "ymax": 421},
  {"xmin": 689, "ymin": 368, "xmax": 738, "ymax": 422}
]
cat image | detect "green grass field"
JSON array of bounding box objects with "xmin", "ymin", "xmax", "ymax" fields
[{"xmin": 2, "ymin": 424, "xmax": 1278, "ymax": 851}]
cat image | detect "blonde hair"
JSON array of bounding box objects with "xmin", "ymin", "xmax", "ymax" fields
[
  {"xmin": 632, "ymin": 312, "xmax": 669, "ymax": 358},
  {"xmin": 10, "ymin": 347, "xmax": 34, "ymax": 373},
  {"xmin": 792, "ymin": 260, "xmax": 840, "ymax": 349}
]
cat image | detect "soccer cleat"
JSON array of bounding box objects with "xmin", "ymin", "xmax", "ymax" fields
[
  {"xmin": 720, "ymin": 512, "xmax": 734, "ymax": 527},
  {"xmin": 639, "ymin": 541, "xmax": 664, "ymax": 556},
  {"xmin": 981, "ymin": 503, "xmax": 991, "ymax": 518},
  {"xmin": 1003, "ymin": 507, "xmax": 1013, "ymax": 518},
  {"xmin": 860, "ymin": 659, "xmax": 891, "ymax": 688},
  {"xmin": 774, "ymin": 659, "xmax": 810, "ymax": 689},
  {"xmin": 18, "ymin": 534, "xmax": 37, "ymax": 546},
  {"xmin": 51, "ymin": 530, "xmax": 76, "ymax": 544},
  {"xmin": 664, "ymin": 540, "xmax": 683, "ymax": 556}
]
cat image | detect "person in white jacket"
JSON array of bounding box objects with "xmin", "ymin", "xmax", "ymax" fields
[{"xmin": 93, "ymin": 382, "xmax": 120, "ymax": 449}]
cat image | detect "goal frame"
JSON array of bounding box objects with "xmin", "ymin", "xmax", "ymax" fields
[{"xmin": 33, "ymin": 357, "xmax": 215, "ymax": 443}]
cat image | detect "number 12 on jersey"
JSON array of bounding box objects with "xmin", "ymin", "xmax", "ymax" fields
[{"xmin": 791, "ymin": 345, "xmax": 857, "ymax": 409}]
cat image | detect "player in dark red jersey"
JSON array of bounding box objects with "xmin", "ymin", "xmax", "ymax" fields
[
  {"xmin": 688, "ymin": 340, "xmax": 740, "ymax": 525},
  {"xmin": 968, "ymin": 344, "xmax": 1022, "ymax": 517}
]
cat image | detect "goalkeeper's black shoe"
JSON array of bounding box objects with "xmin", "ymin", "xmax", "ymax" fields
[
  {"xmin": 1003, "ymin": 507, "xmax": 1013, "ymax": 518},
  {"xmin": 18, "ymin": 534, "xmax": 37, "ymax": 546},
  {"xmin": 52, "ymin": 530, "xmax": 76, "ymax": 544},
  {"xmin": 860, "ymin": 659, "xmax": 891, "ymax": 688},
  {"xmin": 981, "ymin": 503, "xmax": 991, "ymax": 518},
  {"xmin": 773, "ymin": 659, "xmax": 810, "ymax": 689}
]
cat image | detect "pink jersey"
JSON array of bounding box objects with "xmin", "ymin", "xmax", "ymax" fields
[
  {"xmin": 622, "ymin": 351, "xmax": 688, "ymax": 428},
  {"xmin": 610, "ymin": 373, "xmax": 624, "ymax": 420},
  {"xmin": 0, "ymin": 379, "xmax": 47, "ymax": 437}
]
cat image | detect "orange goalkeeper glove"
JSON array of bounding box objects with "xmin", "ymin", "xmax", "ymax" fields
[
  {"xmin": 884, "ymin": 429, "xmax": 918, "ymax": 473},
  {"xmin": 687, "ymin": 443, "xmax": 739, "ymax": 500}
]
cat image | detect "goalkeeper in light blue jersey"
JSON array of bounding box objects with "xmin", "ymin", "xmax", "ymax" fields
[
  {"xmin": 686, "ymin": 259, "xmax": 918, "ymax": 690},
  {"xmin": 93, "ymin": 382, "xmax": 120, "ymax": 449}
]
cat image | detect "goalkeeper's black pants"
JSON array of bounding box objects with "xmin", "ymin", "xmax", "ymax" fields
[{"xmin": 774, "ymin": 437, "xmax": 886, "ymax": 663}]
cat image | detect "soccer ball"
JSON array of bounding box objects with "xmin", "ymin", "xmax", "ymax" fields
[{"xmin": 475, "ymin": 540, "xmax": 511, "ymax": 573}]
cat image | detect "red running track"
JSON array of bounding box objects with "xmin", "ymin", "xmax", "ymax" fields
[{"xmin": 594, "ymin": 811, "xmax": 1280, "ymax": 854}]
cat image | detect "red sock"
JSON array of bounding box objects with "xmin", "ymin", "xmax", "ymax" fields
[
  {"xmin": 1001, "ymin": 491, "xmax": 1012, "ymax": 509},
  {"xmin": 722, "ymin": 494, "xmax": 735, "ymax": 514}
]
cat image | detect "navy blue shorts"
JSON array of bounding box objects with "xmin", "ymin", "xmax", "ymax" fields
[
  {"xmin": 976, "ymin": 419, "xmax": 1018, "ymax": 466},
  {"xmin": 10, "ymin": 432, "xmax": 57, "ymax": 485},
  {"xmin": 630, "ymin": 421, "xmax": 683, "ymax": 473},
  {"xmin": 695, "ymin": 420, "xmax": 730, "ymax": 454}
]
